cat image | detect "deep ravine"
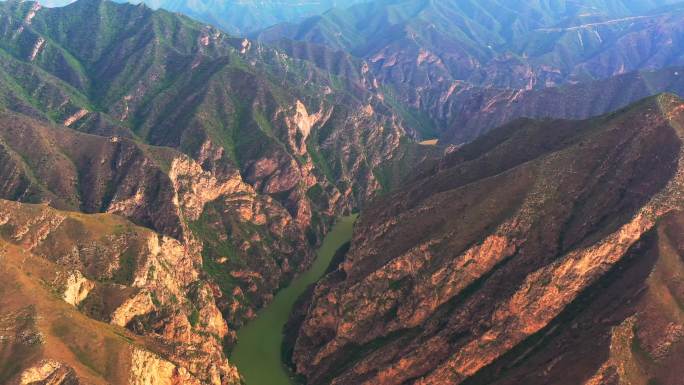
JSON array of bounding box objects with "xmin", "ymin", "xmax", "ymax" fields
[{"xmin": 231, "ymin": 215, "xmax": 358, "ymax": 385}]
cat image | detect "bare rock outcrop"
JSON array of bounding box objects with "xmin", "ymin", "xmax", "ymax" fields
[{"xmin": 0, "ymin": 199, "xmax": 241, "ymax": 385}]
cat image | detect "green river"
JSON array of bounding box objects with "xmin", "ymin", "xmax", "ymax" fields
[{"xmin": 231, "ymin": 215, "xmax": 358, "ymax": 385}]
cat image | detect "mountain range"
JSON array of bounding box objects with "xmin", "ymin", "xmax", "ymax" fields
[
  {"xmin": 26, "ymin": 0, "xmax": 684, "ymax": 144},
  {"xmin": 0, "ymin": 0, "xmax": 428, "ymax": 382},
  {"xmin": 31, "ymin": 0, "xmax": 370, "ymax": 34},
  {"xmin": 258, "ymin": 0, "xmax": 684, "ymax": 142},
  {"xmin": 0, "ymin": 0, "xmax": 683, "ymax": 384},
  {"xmin": 289, "ymin": 93, "xmax": 684, "ymax": 385}
]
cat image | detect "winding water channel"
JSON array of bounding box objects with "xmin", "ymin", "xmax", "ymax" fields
[{"xmin": 231, "ymin": 215, "xmax": 358, "ymax": 385}]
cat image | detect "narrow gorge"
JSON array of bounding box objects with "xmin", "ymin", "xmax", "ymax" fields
[{"xmin": 231, "ymin": 215, "xmax": 357, "ymax": 385}]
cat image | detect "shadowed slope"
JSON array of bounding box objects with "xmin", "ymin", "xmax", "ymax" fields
[{"xmin": 290, "ymin": 94, "xmax": 684, "ymax": 385}]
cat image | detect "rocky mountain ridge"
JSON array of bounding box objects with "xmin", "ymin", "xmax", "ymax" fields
[
  {"xmin": 0, "ymin": 110, "xmax": 317, "ymax": 325},
  {"xmin": 258, "ymin": 0, "xmax": 684, "ymax": 143},
  {"xmin": 0, "ymin": 199, "xmax": 241, "ymax": 384},
  {"xmin": 288, "ymin": 94, "xmax": 684, "ymax": 385},
  {"xmin": 0, "ymin": 0, "xmax": 428, "ymax": 324}
]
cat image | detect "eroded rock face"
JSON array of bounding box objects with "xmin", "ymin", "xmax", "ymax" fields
[
  {"xmin": 0, "ymin": 111, "xmax": 320, "ymax": 328},
  {"xmin": 188, "ymin": 185, "xmax": 315, "ymax": 326},
  {"xmin": 168, "ymin": 156, "xmax": 252, "ymax": 222},
  {"xmin": 128, "ymin": 348, "xmax": 209, "ymax": 385},
  {"xmin": 290, "ymin": 95, "xmax": 684, "ymax": 385},
  {"xmin": 60, "ymin": 271, "xmax": 94, "ymax": 307},
  {"xmin": 0, "ymin": 110, "xmax": 320, "ymax": 380},
  {"xmin": 15, "ymin": 360, "xmax": 78, "ymax": 385},
  {"xmin": 0, "ymin": 199, "xmax": 240, "ymax": 385},
  {"xmin": 161, "ymin": 137, "xmax": 317, "ymax": 325}
]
